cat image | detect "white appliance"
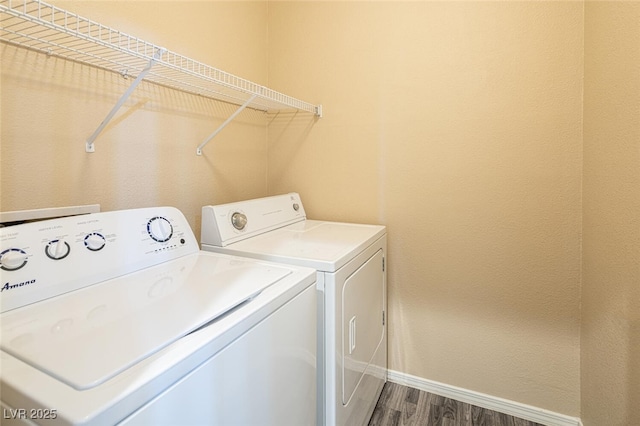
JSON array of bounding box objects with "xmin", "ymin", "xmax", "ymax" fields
[
  {"xmin": 0, "ymin": 206, "xmax": 317, "ymax": 425},
  {"xmin": 201, "ymin": 193, "xmax": 387, "ymax": 426}
]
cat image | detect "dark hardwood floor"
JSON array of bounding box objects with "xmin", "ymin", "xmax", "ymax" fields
[{"xmin": 368, "ymin": 382, "xmax": 545, "ymax": 426}]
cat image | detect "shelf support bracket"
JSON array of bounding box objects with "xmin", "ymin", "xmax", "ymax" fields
[
  {"xmin": 86, "ymin": 48, "xmax": 165, "ymax": 153},
  {"xmin": 196, "ymin": 94, "xmax": 258, "ymax": 156}
]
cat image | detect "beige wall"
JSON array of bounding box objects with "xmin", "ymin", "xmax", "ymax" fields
[
  {"xmin": 582, "ymin": 2, "xmax": 640, "ymax": 425},
  {"xmin": 1, "ymin": 1, "xmax": 270, "ymax": 236},
  {"xmin": 268, "ymin": 1, "xmax": 583, "ymax": 416}
]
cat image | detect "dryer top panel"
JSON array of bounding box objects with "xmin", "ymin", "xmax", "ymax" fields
[{"xmin": 203, "ymin": 220, "xmax": 385, "ymax": 272}]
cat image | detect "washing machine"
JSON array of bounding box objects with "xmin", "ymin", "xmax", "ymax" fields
[
  {"xmin": 0, "ymin": 206, "xmax": 317, "ymax": 425},
  {"xmin": 201, "ymin": 193, "xmax": 387, "ymax": 426}
]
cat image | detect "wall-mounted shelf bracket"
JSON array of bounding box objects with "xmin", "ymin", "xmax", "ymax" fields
[
  {"xmin": 85, "ymin": 48, "xmax": 166, "ymax": 153},
  {"xmin": 196, "ymin": 94, "xmax": 258, "ymax": 156}
]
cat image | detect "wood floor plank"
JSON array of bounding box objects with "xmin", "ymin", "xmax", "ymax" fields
[
  {"xmin": 413, "ymin": 387, "xmax": 434, "ymax": 425},
  {"xmin": 399, "ymin": 399, "xmax": 418, "ymax": 426},
  {"xmin": 513, "ymin": 417, "xmax": 537, "ymax": 426},
  {"xmin": 369, "ymin": 405, "xmax": 386, "ymax": 426},
  {"xmin": 368, "ymin": 382, "xmax": 546, "ymax": 426},
  {"xmin": 405, "ymin": 387, "xmax": 420, "ymax": 405},
  {"xmin": 379, "ymin": 382, "xmax": 408, "ymax": 410},
  {"xmin": 428, "ymin": 402, "xmax": 445, "ymax": 426},
  {"xmin": 442, "ymin": 397, "xmax": 462, "ymax": 424},
  {"xmin": 460, "ymin": 402, "xmax": 472, "ymax": 425},
  {"xmin": 470, "ymin": 404, "xmax": 490, "ymax": 426},
  {"xmin": 495, "ymin": 411, "xmax": 516, "ymax": 426},
  {"xmin": 387, "ymin": 409, "xmax": 402, "ymax": 426}
]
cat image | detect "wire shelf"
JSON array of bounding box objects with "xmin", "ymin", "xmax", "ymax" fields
[{"xmin": 1, "ymin": 0, "xmax": 322, "ymax": 153}]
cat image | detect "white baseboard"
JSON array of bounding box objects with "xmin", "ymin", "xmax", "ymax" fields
[{"xmin": 387, "ymin": 369, "xmax": 582, "ymax": 426}]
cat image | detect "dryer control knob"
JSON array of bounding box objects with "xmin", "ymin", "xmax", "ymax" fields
[
  {"xmin": 0, "ymin": 248, "xmax": 28, "ymax": 271},
  {"xmin": 45, "ymin": 239, "xmax": 71, "ymax": 260},
  {"xmin": 231, "ymin": 212, "xmax": 247, "ymax": 230}
]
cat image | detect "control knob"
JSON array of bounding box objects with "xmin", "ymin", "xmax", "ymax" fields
[
  {"xmin": 84, "ymin": 233, "xmax": 106, "ymax": 251},
  {"xmin": 147, "ymin": 217, "xmax": 173, "ymax": 243},
  {"xmin": 231, "ymin": 212, "xmax": 247, "ymax": 231},
  {"xmin": 0, "ymin": 248, "xmax": 28, "ymax": 271},
  {"xmin": 45, "ymin": 239, "xmax": 71, "ymax": 260}
]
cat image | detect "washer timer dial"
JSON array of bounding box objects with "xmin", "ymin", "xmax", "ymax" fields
[
  {"xmin": 147, "ymin": 217, "xmax": 173, "ymax": 243},
  {"xmin": 0, "ymin": 248, "xmax": 28, "ymax": 271}
]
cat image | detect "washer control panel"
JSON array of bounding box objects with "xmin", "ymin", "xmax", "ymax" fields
[{"xmin": 0, "ymin": 206, "xmax": 198, "ymax": 313}]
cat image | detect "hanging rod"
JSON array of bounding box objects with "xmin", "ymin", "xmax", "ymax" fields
[{"xmin": 0, "ymin": 0, "xmax": 323, "ymax": 153}]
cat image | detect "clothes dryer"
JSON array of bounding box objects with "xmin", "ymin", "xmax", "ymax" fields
[{"xmin": 201, "ymin": 193, "xmax": 387, "ymax": 426}]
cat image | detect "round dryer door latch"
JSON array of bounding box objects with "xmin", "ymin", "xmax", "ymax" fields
[{"xmin": 231, "ymin": 212, "xmax": 248, "ymax": 230}]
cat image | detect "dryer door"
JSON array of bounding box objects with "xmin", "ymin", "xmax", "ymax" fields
[{"xmin": 341, "ymin": 249, "xmax": 385, "ymax": 405}]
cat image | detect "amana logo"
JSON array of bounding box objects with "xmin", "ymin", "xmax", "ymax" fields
[{"xmin": 1, "ymin": 279, "xmax": 36, "ymax": 292}]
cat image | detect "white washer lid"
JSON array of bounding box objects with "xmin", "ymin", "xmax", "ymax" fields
[
  {"xmin": 215, "ymin": 220, "xmax": 386, "ymax": 272},
  {"xmin": 0, "ymin": 252, "xmax": 291, "ymax": 390}
]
